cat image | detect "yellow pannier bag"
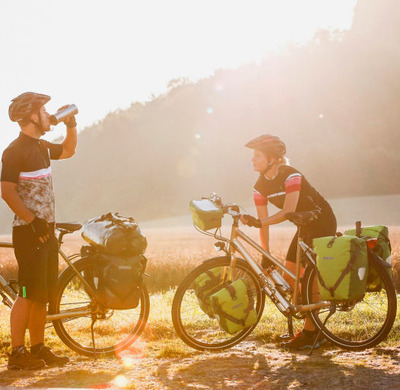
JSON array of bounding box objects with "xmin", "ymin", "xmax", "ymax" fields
[
  {"xmin": 193, "ymin": 267, "xmax": 225, "ymax": 317},
  {"xmin": 313, "ymin": 235, "xmax": 368, "ymax": 301},
  {"xmin": 344, "ymin": 225, "xmax": 392, "ymax": 291},
  {"xmin": 210, "ymin": 279, "xmax": 258, "ymax": 334}
]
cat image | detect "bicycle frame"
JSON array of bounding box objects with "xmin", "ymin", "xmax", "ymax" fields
[
  {"xmin": 0, "ymin": 229, "xmax": 95, "ymax": 323},
  {"xmin": 217, "ymin": 211, "xmax": 331, "ymax": 317}
]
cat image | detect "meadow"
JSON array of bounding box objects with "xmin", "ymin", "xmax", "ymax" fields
[{"xmin": 0, "ymin": 225, "xmax": 400, "ymax": 389}]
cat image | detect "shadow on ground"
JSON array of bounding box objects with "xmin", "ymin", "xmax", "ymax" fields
[{"xmin": 0, "ymin": 343, "xmax": 400, "ymax": 389}]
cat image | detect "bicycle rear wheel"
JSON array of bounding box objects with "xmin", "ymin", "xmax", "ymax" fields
[
  {"xmin": 172, "ymin": 256, "xmax": 265, "ymax": 351},
  {"xmin": 50, "ymin": 257, "xmax": 150, "ymax": 357},
  {"xmin": 303, "ymin": 256, "xmax": 397, "ymax": 350}
]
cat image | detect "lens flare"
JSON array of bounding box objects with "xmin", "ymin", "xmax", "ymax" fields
[
  {"xmin": 115, "ymin": 340, "xmax": 147, "ymax": 362},
  {"xmin": 113, "ymin": 375, "xmax": 130, "ymax": 389},
  {"xmin": 206, "ymin": 107, "xmax": 214, "ymax": 114},
  {"xmin": 195, "ymin": 133, "xmax": 201, "ymax": 139}
]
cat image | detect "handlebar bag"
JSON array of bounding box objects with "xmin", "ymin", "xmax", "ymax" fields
[
  {"xmin": 344, "ymin": 225, "xmax": 392, "ymax": 291},
  {"xmin": 190, "ymin": 199, "xmax": 224, "ymax": 231},
  {"xmin": 193, "ymin": 267, "xmax": 225, "ymax": 317},
  {"xmin": 313, "ymin": 235, "xmax": 368, "ymax": 301},
  {"xmin": 89, "ymin": 253, "xmax": 147, "ymax": 310},
  {"xmin": 210, "ymin": 278, "xmax": 258, "ymax": 334},
  {"xmin": 82, "ymin": 213, "xmax": 147, "ymax": 255}
]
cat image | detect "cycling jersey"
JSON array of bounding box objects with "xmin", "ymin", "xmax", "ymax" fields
[
  {"xmin": 253, "ymin": 164, "xmax": 337, "ymax": 263},
  {"xmin": 253, "ymin": 165, "xmax": 329, "ymax": 212},
  {"xmin": 1, "ymin": 132, "xmax": 63, "ymax": 227}
]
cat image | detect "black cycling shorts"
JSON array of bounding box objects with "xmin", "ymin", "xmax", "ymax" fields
[
  {"xmin": 12, "ymin": 224, "xmax": 58, "ymax": 304},
  {"xmin": 285, "ymin": 205, "xmax": 337, "ymax": 263}
]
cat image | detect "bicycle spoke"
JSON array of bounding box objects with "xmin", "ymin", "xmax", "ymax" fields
[{"xmin": 51, "ymin": 257, "xmax": 149, "ymax": 357}]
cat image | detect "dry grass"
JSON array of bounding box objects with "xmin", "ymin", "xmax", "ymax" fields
[
  {"xmin": 1, "ymin": 224, "xmax": 399, "ymax": 291},
  {"xmin": 0, "ymin": 225, "xmax": 400, "ymax": 389}
]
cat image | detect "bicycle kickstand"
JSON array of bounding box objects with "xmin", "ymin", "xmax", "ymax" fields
[
  {"xmin": 287, "ymin": 314, "xmax": 294, "ymax": 338},
  {"xmin": 280, "ymin": 313, "xmax": 294, "ymax": 340},
  {"xmin": 308, "ymin": 303, "xmax": 336, "ymax": 356},
  {"xmin": 91, "ymin": 316, "xmax": 97, "ymax": 360}
]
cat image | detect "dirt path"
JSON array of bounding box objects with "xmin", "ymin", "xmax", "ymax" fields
[{"xmin": 1, "ymin": 341, "xmax": 400, "ymax": 389}]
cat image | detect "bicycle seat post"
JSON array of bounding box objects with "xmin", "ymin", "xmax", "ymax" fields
[
  {"xmin": 292, "ymin": 225, "xmax": 304, "ymax": 306},
  {"xmin": 57, "ymin": 229, "xmax": 66, "ymax": 247}
]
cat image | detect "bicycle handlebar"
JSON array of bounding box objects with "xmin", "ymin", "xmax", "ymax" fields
[{"xmin": 203, "ymin": 193, "xmax": 242, "ymax": 218}]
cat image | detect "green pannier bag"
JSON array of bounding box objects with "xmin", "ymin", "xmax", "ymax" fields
[
  {"xmin": 210, "ymin": 278, "xmax": 258, "ymax": 334},
  {"xmin": 193, "ymin": 267, "xmax": 225, "ymax": 317},
  {"xmin": 313, "ymin": 235, "xmax": 368, "ymax": 301},
  {"xmin": 344, "ymin": 225, "xmax": 392, "ymax": 291},
  {"xmin": 190, "ymin": 199, "xmax": 224, "ymax": 231}
]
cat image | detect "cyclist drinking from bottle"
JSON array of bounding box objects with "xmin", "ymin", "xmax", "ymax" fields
[
  {"xmin": 1, "ymin": 92, "xmax": 77, "ymax": 369},
  {"xmin": 241, "ymin": 134, "xmax": 337, "ymax": 350}
]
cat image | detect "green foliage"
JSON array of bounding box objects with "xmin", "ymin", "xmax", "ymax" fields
[{"xmin": 0, "ymin": 2, "xmax": 398, "ymax": 232}]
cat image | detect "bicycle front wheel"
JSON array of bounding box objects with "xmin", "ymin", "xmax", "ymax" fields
[
  {"xmin": 303, "ymin": 257, "xmax": 397, "ymax": 350},
  {"xmin": 172, "ymin": 256, "xmax": 265, "ymax": 351},
  {"xmin": 50, "ymin": 257, "xmax": 150, "ymax": 357}
]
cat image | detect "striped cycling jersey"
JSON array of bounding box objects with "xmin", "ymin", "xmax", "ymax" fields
[
  {"xmin": 1, "ymin": 132, "xmax": 63, "ymax": 227},
  {"xmin": 253, "ymin": 165, "xmax": 328, "ymax": 212}
]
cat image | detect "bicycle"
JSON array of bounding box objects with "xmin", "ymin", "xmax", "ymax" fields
[
  {"xmin": 0, "ymin": 222, "xmax": 150, "ymax": 358},
  {"xmin": 171, "ymin": 194, "xmax": 397, "ymax": 351}
]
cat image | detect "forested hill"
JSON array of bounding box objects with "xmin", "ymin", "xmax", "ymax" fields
[{"xmin": 1, "ymin": 0, "xmax": 400, "ymax": 230}]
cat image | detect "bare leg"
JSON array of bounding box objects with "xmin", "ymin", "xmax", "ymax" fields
[
  {"xmin": 10, "ymin": 297, "xmax": 32, "ymax": 348},
  {"xmin": 28, "ymin": 301, "xmax": 46, "ymax": 346},
  {"xmin": 284, "ymin": 260, "xmax": 316, "ymax": 331}
]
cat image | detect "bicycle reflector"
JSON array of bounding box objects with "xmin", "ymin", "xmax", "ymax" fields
[{"xmin": 366, "ymin": 238, "xmax": 378, "ymax": 249}]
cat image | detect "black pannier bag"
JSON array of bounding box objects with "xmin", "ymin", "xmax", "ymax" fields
[
  {"xmin": 90, "ymin": 252, "xmax": 147, "ymax": 310},
  {"xmin": 82, "ymin": 213, "xmax": 147, "ymax": 255},
  {"xmin": 81, "ymin": 213, "xmax": 148, "ymax": 310}
]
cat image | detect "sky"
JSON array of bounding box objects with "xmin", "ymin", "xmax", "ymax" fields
[{"xmin": 0, "ymin": 0, "xmax": 356, "ymax": 152}]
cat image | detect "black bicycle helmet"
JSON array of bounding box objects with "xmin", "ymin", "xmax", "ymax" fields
[
  {"xmin": 9, "ymin": 92, "xmax": 51, "ymax": 122},
  {"xmin": 245, "ymin": 134, "xmax": 286, "ymax": 157}
]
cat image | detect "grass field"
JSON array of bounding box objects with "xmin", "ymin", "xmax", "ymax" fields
[{"xmin": 0, "ymin": 225, "xmax": 400, "ymax": 388}]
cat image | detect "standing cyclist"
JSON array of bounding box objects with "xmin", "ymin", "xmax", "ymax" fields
[
  {"xmin": 1, "ymin": 92, "xmax": 77, "ymax": 370},
  {"xmin": 241, "ymin": 134, "xmax": 337, "ymax": 350}
]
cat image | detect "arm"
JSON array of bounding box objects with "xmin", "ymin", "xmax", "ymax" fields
[
  {"xmin": 1, "ymin": 181, "xmax": 35, "ymax": 223},
  {"xmin": 59, "ymin": 126, "xmax": 77, "ymax": 159},
  {"xmin": 1, "ymin": 182, "xmax": 49, "ymax": 242},
  {"xmin": 260, "ymin": 190, "xmax": 300, "ymax": 226},
  {"xmin": 256, "ymin": 205, "xmax": 269, "ymax": 251}
]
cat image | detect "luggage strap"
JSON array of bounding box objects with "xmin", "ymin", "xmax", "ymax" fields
[
  {"xmin": 96, "ymin": 212, "xmax": 138, "ymax": 230},
  {"xmin": 196, "ymin": 270, "xmax": 225, "ymax": 296},
  {"xmin": 316, "ymin": 245, "xmax": 362, "ymax": 298},
  {"xmin": 212, "ymin": 281, "xmax": 255, "ymax": 326}
]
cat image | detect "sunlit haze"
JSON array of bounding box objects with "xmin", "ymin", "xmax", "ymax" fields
[{"xmin": 0, "ymin": 0, "xmax": 356, "ymax": 151}]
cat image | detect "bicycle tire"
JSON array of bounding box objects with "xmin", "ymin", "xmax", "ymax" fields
[
  {"xmin": 50, "ymin": 256, "xmax": 150, "ymax": 357},
  {"xmin": 303, "ymin": 255, "xmax": 397, "ymax": 350},
  {"xmin": 172, "ymin": 256, "xmax": 265, "ymax": 351}
]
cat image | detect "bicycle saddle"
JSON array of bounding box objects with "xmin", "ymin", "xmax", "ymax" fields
[
  {"xmin": 55, "ymin": 222, "xmax": 82, "ymax": 232},
  {"xmin": 285, "ymin": 210, "xmax": 320, "ymax": 226}
]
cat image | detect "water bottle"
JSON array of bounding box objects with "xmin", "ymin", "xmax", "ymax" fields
[
  {"xmin": 50, "ymin": 104, "xmax": 78, "ymax": 125},
  {"xmin": 270, "ymin": 269, "xmax": 292, "ymax": 294}
]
